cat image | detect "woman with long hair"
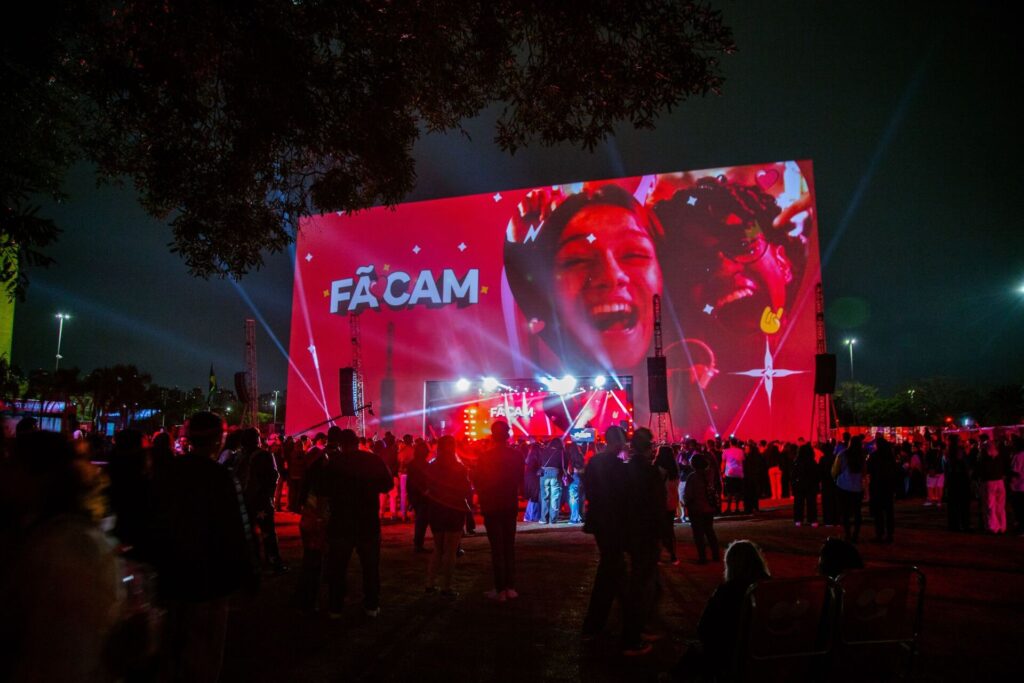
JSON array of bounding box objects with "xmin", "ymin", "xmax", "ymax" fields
[
  {"xmin": 655, "ymin": 445, "xmax": 680, "ymax": 564},
  {"xmin": 424, "ymin": 436, "xmax": 472, "ymax": 598}
]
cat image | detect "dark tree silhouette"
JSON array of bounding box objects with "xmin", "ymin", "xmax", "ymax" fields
[{"xmin": 1, "ymin": 0, "xmax": 734, "ymax": 295}]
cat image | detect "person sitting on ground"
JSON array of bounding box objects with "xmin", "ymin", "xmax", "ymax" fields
[{"xmin": 668, "ymin": 539, "xmax": 771, "ymax": 682}]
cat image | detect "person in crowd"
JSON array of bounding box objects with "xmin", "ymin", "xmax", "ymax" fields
[
  {"xmin": 379, "ymin": 432, "xmax": 400, "ymax": 522},
  {"xmin": 833, "ymin": 435, "xmax": 866, "ymax": 543},
  {"xmin": 216, "ymin": 428, "xmax": 243, "ymax": 471},
  {"xmin": 818, "ymin": 439, "xmax": 840, "ymax": 526},
  {"xmin": 943, "ymin": 434, "xmax": 973, "ymax": 532},
  {"xmin": 397, "ymin": 434, "xmax": 416, "ymax": 522},
  {"xmin": 322, "ymin": 428, "xmax": 394, "ymax": 618},
  {"xmin": 288, "ymin": 432, "xmax": 322, "ymax": 513},
  {"xmin": 817, "ymin": 536, "xmax": 863, "ymax": 580},
  {"xmin": 150, "ymin": 430, "xmax": 176, "ymax": 480},
  {"xmin": 106, "ymin": 428, "xmax": 157, "ymax": 562},
  {"xmin": 684, "ymin": 452, "xmax": 722, "ymax": 564},
  {"xmin": 867, "ymin": 433, "xmax": 899, "ymax": 543},
  {"xmin": 721, "ymin": 437, "xmax": 745, "ymax": 514},
  {"xmin": 765, "ymin": 439, "xmax": 783, "ymax": 500},
  {"xmin": 423, "ymin": 435, "xmax": 472, "ymax": 599},
  {"xmin": 566, "ymin": 438, "xmax": 587, "ymax": 524},
  {"xmin": 780, "ymin": 440, "xmax": 796, "ymax": 498},
  {"xmin": 581, "ymin": 426, "xmax": 629, "ymax": 640},
  {"xmin": 236, "ymin": 428, "xmax": 287, "ymax": 573},
  {"xmin": 523, "ymin": 441, "xmax": 543, "ymax": 522},
  {"xmin": 654, "ymin": 444, "xmax": 680, "ymax": 565},
  {"xmin": 474, "ymin": 421, "xmax": 523, "ymax": 602},
  {"xmin": 538, "ymin": 437, "xmax": 566, "ymax": 524},
  {"xmin": 924, "ymin": 438, "xmax": 945, "ymax": 507},
  {"xmin": 407, "ymin": 439, "xmax": 432, "ymax": 552},
  {"xmin": 977, "ymin": 436, "xmax": 1008, "ymax": 534},
  {"xmin": 677, "ymin": 440, "xmax": 698, "ymax": 522},
  {"xmin": 152, "ymin": 412, "xmax": 258, "ymax": 683},
  {"xmin": 743, "ymin": 439, "xmax": 765, "ymax": 513},
  {"xmin": 621, "ymin": 428, "xmax": 664, "ymax": 656},
  {"xmin": 267, "ymin": 433, "xmax": 286, "ymax": 511},
  {"xmin": 293, "ymin": 426, "xmax": 338, "ymax": 612},
  {"xmin": 667, "ymin": 540, "xmax": 771, "ymax": 682},
  {"xmin": 1, "ymin": 431, "xmax": 125, "ymax": 682},
  {"xmin": 792, "ymin": 440, "xmax": 819, "ymax": 527}
]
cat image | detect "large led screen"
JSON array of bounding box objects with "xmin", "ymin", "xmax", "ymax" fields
[{"xmin": 286, "ymin": 160, "xmax": 822, "ymax": 441}]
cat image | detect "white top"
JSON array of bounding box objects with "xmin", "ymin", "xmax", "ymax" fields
[{"xmin": 723, "ymin": 446, "xmax": 745, "ymax": 478}]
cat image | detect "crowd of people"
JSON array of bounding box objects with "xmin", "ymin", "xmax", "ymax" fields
[{"xmin": 2, "ymin": 413, "xmax": 1022, "ymax": 681}]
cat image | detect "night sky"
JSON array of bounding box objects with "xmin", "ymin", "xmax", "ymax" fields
[{"xmin": 12, "ymin": 1, "xmax": 1023, "ymax": 397}]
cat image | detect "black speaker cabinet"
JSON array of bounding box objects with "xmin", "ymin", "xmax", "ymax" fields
[
  {"xmin": 339, "ymin": 367, "xmax": 357, "ymax": 416},
  {"xmin": 233, "ymin": 372, "xmax": 249, "ymax": 404},
  {"xmin": 814, "ymin": 353, "xmax": 837, "ymax": 395},
  {"xmin": 647, "ymin": 356, "xmax": 669, "ymax": 413}
]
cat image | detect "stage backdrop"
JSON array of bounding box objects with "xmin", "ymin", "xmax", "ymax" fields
[{"xmin": 286, "ymin": 160, "xmax": 822, "ymax": 441}]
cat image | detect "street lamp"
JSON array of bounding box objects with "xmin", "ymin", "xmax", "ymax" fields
[
  {"xmin": 54, "ymin": 313, "xmax": 71, "ymax": 371},
  {"xmin": 843, "ymin": 338, "xmax": 857, "ymax": 380},
  {"xmin": 272, "ymin": 389, "xmax": 280, "ymax": 423}
]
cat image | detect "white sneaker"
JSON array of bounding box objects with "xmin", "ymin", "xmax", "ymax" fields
[
  {"xmin": 794, "ymin": 521, "xmax": 802, "ymax": 527},
  {"xmin": 364, "ymin": 607, "xmax": 381, "ymax": 617},
  {"xmin": 504, "ymin": 588, "xmax": 519, "ymax": 599},
  {"xmin": 484, "ymin": 589, "xmax": 507, "ymax": 602},
  {"xmin": 811, "ymin": 522, "xmax": 819, "ymax": 528}
]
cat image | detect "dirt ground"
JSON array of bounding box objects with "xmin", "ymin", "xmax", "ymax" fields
[{"xmin": 220, "ymin": 497, "xmax": 1023, "ymax": 682}]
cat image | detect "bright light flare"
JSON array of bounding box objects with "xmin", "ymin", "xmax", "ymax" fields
[
  {"xmin": 540, "ymin": 375, "xmax": 577, "ymax": 395},
  {"xmin": 455, "ymin": 378, "xmax": 471, "ymax": 392},
  {"xmin": 481, "ymin": 377, "xmax": 499, "ymax": 392},
  {"xmin": 594, "ymin": 375, "xmax": 607, "ymax": 388}
]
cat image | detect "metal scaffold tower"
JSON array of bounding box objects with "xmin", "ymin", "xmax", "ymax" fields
[
  {"xmin": 244, "ymin": 318, "xmax": 259, "ymax": 427},
  {"xmin": 810, "ymin": 283, "xmax": 834, "ymax": 443},
  {"xmin": 649, "ymin": 294, "xmax": 673, "ymax": 443},
  {"xmin": 350, "ymin": 312, "xmax": 366, "ymax": 437}
]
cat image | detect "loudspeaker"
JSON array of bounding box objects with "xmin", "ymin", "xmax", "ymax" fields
[
  {"xmin": 234, "ymin": 372, "xmax": 249, "ymax": 404},
  {"xmin": 339, "ymin": 367, "xmax": 356, "ymax": 416},
  {"xmin": 647, "ymin": 356, "xmax": 669, "ymax": 413},
  {"xmin": 814, "ymin": 354, "xmax": 837, "ymax": 394}
]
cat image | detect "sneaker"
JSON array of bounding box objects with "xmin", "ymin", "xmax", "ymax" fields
[
  {"xmin": 504, "ymin": 588, "xmax": 519, "ymax": 599},
  {"xmin": 440, "ymin": 589, "xmax": 459, "ymax": 600},
  {"xmin": 622, "ymin": 642, "xmax": 653, "ymax": 657},
  {"xmin": 364, "ymin": 607, "xmax": 381, "ymax": 617},
  {"xmin": 456, "ymin": 547, "xmax": 466, "ymax": 558},
  {"xmin": 484, "ymin": 589, "xmax": 507, "ymax": 602},
  {"xmin": 538, "ymin": 520, "xmax": 549, "ymax": 525},
  {"xmin": 794, "ymin": 521, "xmax": 802, "ymax": 527},
  {"xmin": 811, "ymin": 522, "xmax": 819, "ymax": 528}
]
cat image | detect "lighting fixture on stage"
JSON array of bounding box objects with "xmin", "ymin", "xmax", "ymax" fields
[
  {"xmin": 594, "ymin": 375, "xmax": 607, "ymax": 388},
  {"xmin": 540, "ymin": 375, "xmax": 577, "ymax": 396},
  {"xmin": 481, "ymin": 376, "xmax": 499, "ymax": 392},
  {"xmin": 455, "ymin": 378, "xmax": 471, "ymax": 392}
]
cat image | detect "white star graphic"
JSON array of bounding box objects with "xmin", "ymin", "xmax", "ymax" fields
[
  {"xmin": 493, "ymin": 192, "xmax": 502, "ymax": 202},
  {"xmin": 687, "ymin": 195, "xmax": 698, "ymax": 206},
  {"xmin": 732, "ymin": 339, "xmax": 804, "ymax": 408},
  {"xmin": 412, "ymin": 245, "xmax": 421, "ymax": 254},
  {"xmin": 305, "ymin": 253, "xmax": 313, "ymax": 262},
  {"xmin": 586, "ymin": 233, "xmax": 597, "ymax": 243},
  {"xmin": 458, "ymin": 242, "xmax": 467, "ymax": 252},
  {"xmin": 703, "ymin": 304, "xmax": 715, "ymax": 315}
]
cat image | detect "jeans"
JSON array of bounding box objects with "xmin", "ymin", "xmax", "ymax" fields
[
  {"xmin": 327, "ymin": 533, "xmax": 382, "ymax": 611},
  {"xmin": 412, "ymin": 500, "xmax": 430, "ymax": 549},
  {"xmin": 539, "ymin": 470, "xmax": 563, "ymax": 523},
  {"xmin": 689, "ymin": 513, "xmax": 719, "ymax": 561},
  {"xmin": 838, "ymin": 488, "xmax": 864, "ymax": 541},
  {"xmin": 483, "ymin": 509, "xmax": 518, "ymax": 591},
  {"xmin": 568, "ymin": 473, "xmax": 584, "ymax": 522}
]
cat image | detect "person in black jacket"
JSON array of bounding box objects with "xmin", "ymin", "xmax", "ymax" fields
[
  {"xmin": 621, "ymin": 428, "xmax": 664, "ymax": 656},
  {"xmin": 867, "ymin": 434, "xmax": 899, "ymax": 543},
  {"xmin": 792, "ymin": 440, "xmax": 819, "ymax": 526},
  {"xmin": 153, "ymin": 412, "xmax": 257, "ymax": 683},
  {"xmin": 236, "ymin": 428, "xmax": 287, "ymax": 573},
  {"xmin": 581, "ymin": 426, "xmax": 628, "ymax": 639},
  {"xmin": 474, "ymin": 421, "xmax": 524, "ymax": 601},
  {"xmin": 322, "ymin": 428, "xmax": 394, "ymax": 617}
]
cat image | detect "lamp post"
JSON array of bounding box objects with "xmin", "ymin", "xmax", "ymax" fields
[
  {"xmin": 844, "ymin": 338, "xmax": 858, "ymax": 426},
  {"xmin": 54, "ymin": 313, "xmax": 71, "ymax": 371},
  {"xmin": 272, "ymin": 389, "xmax": 280, "ymax": 423}
]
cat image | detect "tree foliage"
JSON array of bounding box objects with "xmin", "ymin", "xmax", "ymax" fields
[{"xmin": 1, "ymin": 0, "xmax": 735, "ymax": 295}]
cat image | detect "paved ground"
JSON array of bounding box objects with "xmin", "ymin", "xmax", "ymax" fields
[{"xmin": 221, "ymin": 499, "xmax": 1023, "ymax": 682}]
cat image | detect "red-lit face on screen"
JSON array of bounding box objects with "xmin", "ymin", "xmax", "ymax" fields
[{"xmin": 553, "ymin": 204, "xmax": 663, "ymax": 369}]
